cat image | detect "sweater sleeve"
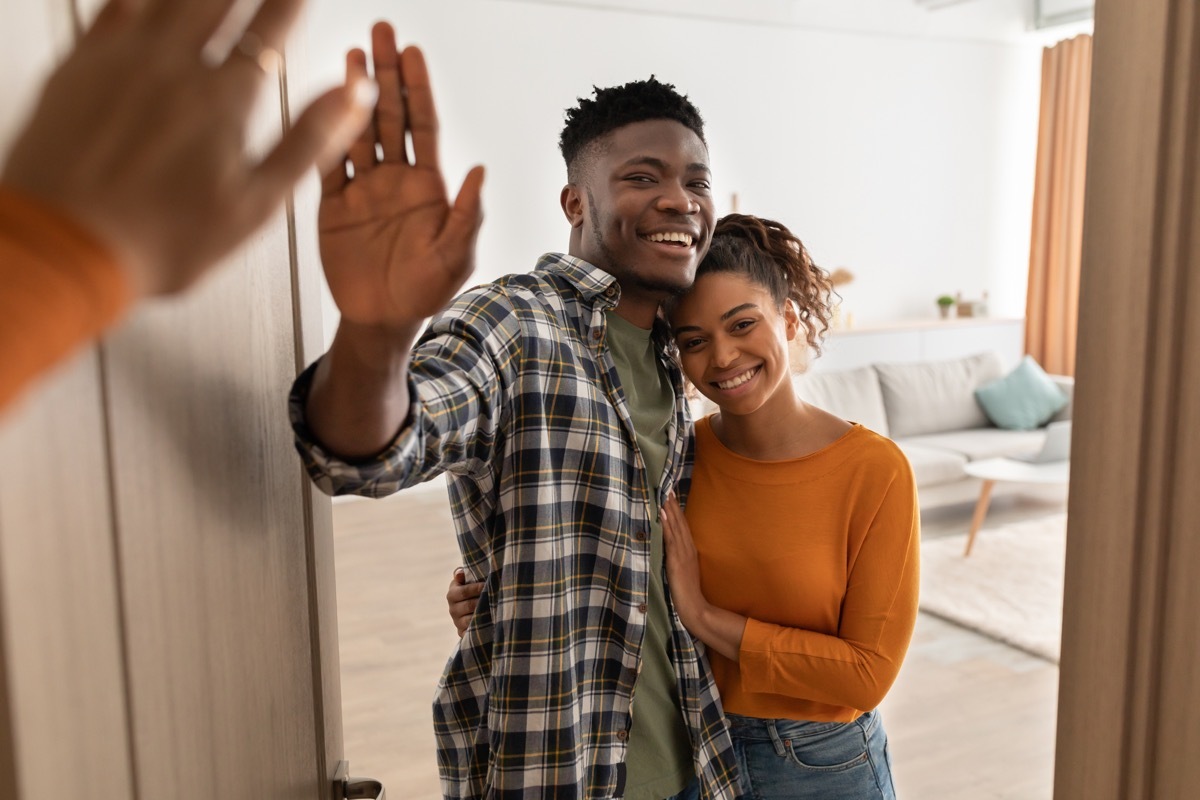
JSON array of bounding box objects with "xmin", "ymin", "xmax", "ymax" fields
[
  {"xmin": 0, "ymin": 188, "xmax": 132, "ymax": 412},
  {"xmin": 736, "ymin": 465, "xmax": 921, "ymax": 711}
]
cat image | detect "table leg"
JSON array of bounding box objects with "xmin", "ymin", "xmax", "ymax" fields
[{"xmin": 964, "ymin": 479, "xmax": 996, "ymax": 557}]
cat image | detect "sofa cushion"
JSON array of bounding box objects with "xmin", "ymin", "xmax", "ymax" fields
[
  {"xmin": 896, "ymin": 443, "xmax": 969, "ymax": 487},
  {"xmin": 793, "ymin": 366, "xmax": 890, "ymax": 436},
  {"xmin": 899, "ymin": 428, "xmax": 1048, "ymax": 462},
  {"xmin": 974, "ymin": 355, "xmax": 1070, "ymax": 430},
  {"xmin": 875, "ymin": 352, "xmax": 1004, "ymax": 437}
]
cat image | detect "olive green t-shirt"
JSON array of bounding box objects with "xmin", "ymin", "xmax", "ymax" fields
[{"xmin": 604, "ymin": 311, "xmax": 694, "ymax": 800}]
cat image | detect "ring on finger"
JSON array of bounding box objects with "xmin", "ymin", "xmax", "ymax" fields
[{"xmin": 232, "ymin": 31, "xmax": 282, "ymax": 75}]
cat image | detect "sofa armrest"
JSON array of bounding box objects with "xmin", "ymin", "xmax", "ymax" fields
[{"xmin": 1050, "ymin": 374, "xmax": 1075, "ymax": 422}]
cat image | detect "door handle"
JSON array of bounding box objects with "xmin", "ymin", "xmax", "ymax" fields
[
  {"xmin": 333, "ymin": 760, "xmax": 386, "ymax": 800},
  {"xmin": 345, "ymin": 778, "xmax": 384, "ymax": 800}
]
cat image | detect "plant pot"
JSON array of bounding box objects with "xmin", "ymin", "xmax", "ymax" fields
[{"xmin": 938, "ymin": 305, "xmax": 952, "ymax": 319}]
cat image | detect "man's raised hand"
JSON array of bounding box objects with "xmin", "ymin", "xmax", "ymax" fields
[{"xmin": 318, "ymin": 22, "xmax": 485, "ymax": 330}]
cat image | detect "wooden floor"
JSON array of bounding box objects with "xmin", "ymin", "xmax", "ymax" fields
[{"xmin": 332, "ymin": 483, "xmax": 1065, "ymax": 800}]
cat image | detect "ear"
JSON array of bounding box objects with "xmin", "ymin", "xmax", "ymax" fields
[
  {"xmin": 560, "ymin": 184, "xmax": 585, "ymax": 229},
  {"xmin": 783, "ymin": 299, "xmax": 801, "ymax": 342}
]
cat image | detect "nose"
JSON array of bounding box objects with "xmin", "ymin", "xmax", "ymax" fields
[
  {"xmin": 713, "ymin": 336, "xmax": 739, "ymax": 369},
  {"xmin": 656, "ymin": 180, "xmax": 698, "ymax": 214}
]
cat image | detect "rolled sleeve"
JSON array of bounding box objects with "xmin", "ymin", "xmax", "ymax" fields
[
  {"xmin": 288, "ymin": 285, "xmax": 521, "ymax": 498},
  {"xmin": 288, "ymin": 360, "xmax": 423, "ymax": 497}
]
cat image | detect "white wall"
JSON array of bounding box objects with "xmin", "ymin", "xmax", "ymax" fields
[{"xmin": 302, "ymin": 0, "xmax": 1067, "ymax": 344}]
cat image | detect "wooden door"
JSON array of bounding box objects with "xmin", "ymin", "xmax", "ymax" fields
[
  {"xmin": 0, "ymin": 2, "xmax": 349, "ymax": 798},
  {"xmin": 1055, "ymin": 0, "xmax": 1200, "ymax": 797}
]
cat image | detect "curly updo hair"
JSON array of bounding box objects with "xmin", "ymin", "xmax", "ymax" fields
[
  {"xmin": 559, "ymin": 77, "xmax": 706, "ymax": 181},
  {"xmin": 692, "ymin": 214, "xmax": 835, "ymax": 354}
]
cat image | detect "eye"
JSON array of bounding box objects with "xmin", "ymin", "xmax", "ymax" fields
[
  {"xmin": 689, "ymin": 179, "xmax": 712, "ymax": 191},
  {"xmin": 625, "ymin": 174, "xmax": 655, "ymax": 183},
  {"xmin": 678, "ymin": 336, "xmax": 706, "ymax": 351},
  {"xmin": 731, "ymin": 319, "xmax": 756, "ymax": 333}
]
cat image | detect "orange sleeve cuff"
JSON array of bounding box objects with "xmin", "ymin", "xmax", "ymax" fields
[
  {"xmin": 0, "ymin": 188, "xmax": 133, "ymax": 411},
  {"xmin": 737, "ymin": 617, "xmax": 778, "ymax": 695}
]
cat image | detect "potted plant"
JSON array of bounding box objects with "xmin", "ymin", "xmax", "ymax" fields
[{"xmin": 936, "ymin": 295, "xmax": 955, "ymax": 319}]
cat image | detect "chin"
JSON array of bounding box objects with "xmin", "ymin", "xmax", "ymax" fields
[{"xmin": 632, "ymin": 268, "xmax": 697, "ymax": 296}]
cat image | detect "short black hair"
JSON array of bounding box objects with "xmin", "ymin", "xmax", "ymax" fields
[{"xmin": 559, "ymin": 76, "xmax": 706, "ymax": 180}]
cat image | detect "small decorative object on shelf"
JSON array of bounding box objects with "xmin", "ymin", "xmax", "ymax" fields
[
  {"xmin": 954, "ymin": 290, "xmax": 990, "ymax": 318},
  {"xmin": 937, "ymin": 294, "xmax": 956, "ymax": 319}
]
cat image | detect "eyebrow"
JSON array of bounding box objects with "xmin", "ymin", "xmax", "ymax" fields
[
  {"xmin": 619, "ymin": 156, "xmax": 711, "ymax": 175},
  {"xmin": 672, "ymin": 303, "xmax": 760, "ymax": 335}
]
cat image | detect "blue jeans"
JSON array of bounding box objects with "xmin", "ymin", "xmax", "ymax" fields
[{"xmin": 726, "ymin": 710, "xmax": 896, "ymax": 799}]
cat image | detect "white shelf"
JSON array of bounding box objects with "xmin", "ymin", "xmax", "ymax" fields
[{"xmin": 829, "ymin": 316, "xmax": 1024, "ymax": 336}]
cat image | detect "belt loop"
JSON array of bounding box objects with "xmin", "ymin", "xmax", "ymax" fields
[{"xmin": 766, "ymin": 720, "xmax": 787, "ymax": 757}]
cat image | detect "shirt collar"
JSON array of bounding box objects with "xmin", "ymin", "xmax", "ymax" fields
[
  {"xmin": 535, "ymin": 252, "xmax": 621, "ymax": 309},
  {"xmin": 535, "ymin": 252, "xmax": 677, "ymax": 356}
]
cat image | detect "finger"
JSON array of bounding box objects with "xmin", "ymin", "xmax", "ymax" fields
[
  {"xmin": 317, "ymin": 68, "xmax": 375, "ymax": 195},
  {"xmin": 447, "ymin": 582, "xmax": 484, "ymax": 603},
  {"xmin": 217, "ymin": 0, "xmax": 304, "ymax": 90},
  {"xmin": 253, "ymin": 76, "xmax": 376, "ymax": 210},
  {"xmin": 343, "ymin": 49, "xmax": 378, "ymax": 176},
  {"xmin": 452, "ymin": 567, "xmax": 466, "ymax": 585},
  {"xmin": 371, "ymin": 21, "xmax": 408, "ymax": 164},
  {"xmin": 399, "ymin": 46, "xmax": 440, "ymax": 168},
  {"xmin": 237, "ymin": 0, "xmax": 304, "ymax": 54},
  {"xmin": 145, "ymin": 0, "xmax": 242, "ymax": 49},
  {"xmin": 436, "ymin": 165, "xmax": 485, "ymax": 260},
  {"xmin": 446, "ymin": 584, "xmax": 472, "ymax": 603},
  {"xmin": 320, "ymin": 157, "xmax": 349, "ymax": 196},
  {"xmin": 450, "ymin": 598, "xmax": 478, "ymax": 615},
  {"xmin": 80, "ymin": 0, "xmax": 138, "ymax": 41},
  {"xmin": 662, "ymin": 497, "xmax": 678, "ymax": 531}
]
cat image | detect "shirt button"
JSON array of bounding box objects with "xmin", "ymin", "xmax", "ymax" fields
[
  {"xmin": 604, "ymin": 285, "xmax": 618, "ymax": 297},
  {"xmin": 635, "ymin": 531, "xmax": 647, "ymax": 542},
  {"xmin": 592, "ymin": 330, "xmax": 603, "ymax": 340},
  {"xmin": 638, "ymin": 603, "xmax": 648, "ymax": 613},
  {"xmin": 617, "ymin": 729, "xmax": 629, "ymax": 741}
]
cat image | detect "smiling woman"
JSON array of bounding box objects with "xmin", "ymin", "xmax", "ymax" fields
[{"xmin": 660, "ymin": 213, "xmax": 920, "ymax": 800}]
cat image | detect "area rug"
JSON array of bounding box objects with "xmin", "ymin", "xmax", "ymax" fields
[{"xmin": 919, "ymin": 513, "xmax": 1067, "ymax": 663}]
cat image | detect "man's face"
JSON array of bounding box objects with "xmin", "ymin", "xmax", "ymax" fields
[{"xmin": 566, "ymin": 119, "xmax": 714, "ymax": 302}]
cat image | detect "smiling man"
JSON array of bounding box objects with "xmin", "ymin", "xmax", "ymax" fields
[{"xmin": 289, "ymin": 22, "xmax": 740, "ymax": 800}]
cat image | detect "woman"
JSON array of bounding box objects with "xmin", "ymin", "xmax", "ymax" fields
[
  {"xmin": 447, "ymin": 214, "xmax": 919, "ymax": 798},
  {"xmin": 660, "ymin": 213, "xmax": 918, "ymax": 799}
]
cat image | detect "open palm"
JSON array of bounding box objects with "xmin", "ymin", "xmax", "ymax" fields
[{"xmin": 318, "ymin": 24, "xmax": 484, "ymax": 329}]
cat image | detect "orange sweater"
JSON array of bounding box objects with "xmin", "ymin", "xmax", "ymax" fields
[
  {"xmin": 0, "ymin": 189, "xmax": 131, "ymax": 412},
  {"xmin": 687, "ymin": 416, "xmax": 920, "ymax": 723}
]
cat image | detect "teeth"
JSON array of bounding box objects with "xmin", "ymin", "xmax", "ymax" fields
[
  {"xmin": 716, "ymin": 367, "xmax": 759, "ymax": 390},
  {"xmin": 645, "ymin": 231, "xmax": 693, "ymax": 246}
]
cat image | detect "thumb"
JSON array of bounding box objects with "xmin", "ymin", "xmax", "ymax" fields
[
  {"xmin": 439, "ymin": 165, "xmax": 486, "ymax": 249},
  {"xmin": 453, "ymin": 567, "xmax": 466, "ymax": 585}
]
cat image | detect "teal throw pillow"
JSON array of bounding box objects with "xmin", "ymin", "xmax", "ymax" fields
[{"xmin": 974, "ymin": 355, "xmax": 1068, "ymax": 430}]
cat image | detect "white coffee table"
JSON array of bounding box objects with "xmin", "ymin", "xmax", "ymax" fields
[{"xmin": 961, "ymin": 457, "xmax": 1071, "ymax": 556}]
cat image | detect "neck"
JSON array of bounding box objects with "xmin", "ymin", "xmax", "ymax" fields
[
  {"xmin": 611, "ymin": 294, "xmax": 662, "ymax": 330},
  {"xmin": 712, "ymin": 388, "xmax": 813, "ymax": 460}
]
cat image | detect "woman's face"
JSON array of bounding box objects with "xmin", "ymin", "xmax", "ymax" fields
[{"xmin": 668, "ymin": 271, "xmax": 799, "ymax": 418}]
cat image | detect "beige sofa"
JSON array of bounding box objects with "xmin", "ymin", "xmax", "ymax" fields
[{"xmin": 691, "ymin": 352, "xmax": 1073, "ymax": 510}]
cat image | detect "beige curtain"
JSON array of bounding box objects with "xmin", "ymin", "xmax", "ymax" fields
[{"xmin": 1026, "ymin": 34, "xmax": 1092, "ymax": 377}]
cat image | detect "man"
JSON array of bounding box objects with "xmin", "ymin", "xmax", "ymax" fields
[
  {"xmin": 0, "ymin": 0, "xmax": 375, "ymax": 412},
  {"xmin": 291, "ymin": 21, "xmax": 740, "ymax": 800}
]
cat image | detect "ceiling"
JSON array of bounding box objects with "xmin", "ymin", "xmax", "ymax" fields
[{"xmin": 509, "ymin": 0, "xmax": 1094, "ymax": 42}]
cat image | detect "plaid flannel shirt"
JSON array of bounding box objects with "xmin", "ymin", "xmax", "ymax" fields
[{"xmin": 290, "ymin": 254, "xmax": 742, "ymax": 800}]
